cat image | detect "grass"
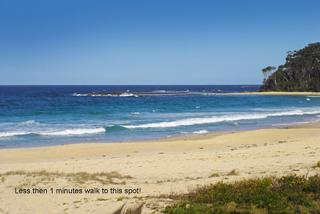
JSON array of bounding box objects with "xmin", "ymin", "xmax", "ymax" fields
[
  {"xmin": 164, "ymin": 174, "xmax": 320, "ymax": 214},
  {"xmin": 0, "ymin": 170, "xmax": 133, "ymax": 185},
  {"xmin": 97, "ymin": 198, "xmax": 109, "ymax": 201},
  {"xmin": 311, "ymin": 161, "xmax": 320, "ymax": 170}
]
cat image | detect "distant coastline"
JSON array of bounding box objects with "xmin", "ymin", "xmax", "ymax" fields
[
  {"xmin": 234, "ymin": 91, "xmax": 320, "ymax": 96},
  {"xmin": 260, "ymin": 43, "xmax": 320, "ymax": 92}
]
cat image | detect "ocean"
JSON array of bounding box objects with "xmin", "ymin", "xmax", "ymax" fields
[{"xmin": 1, "ymin": 85, "xmax": 320, "ymax": 148}]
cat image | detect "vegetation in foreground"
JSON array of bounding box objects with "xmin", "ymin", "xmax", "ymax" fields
[
  {"xmin": 0, "ymin": 170, "xmax": 132, "ymax": 186},
  {"xmin": 164, "ymin": 174, "xmax": 320, "ymax": 214}
]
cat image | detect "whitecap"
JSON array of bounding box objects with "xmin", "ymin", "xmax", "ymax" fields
[
  {"xmin": 131, "ymin": 112, "xmax": 141, "ymax": 115},
  {"xmin": 118, "ymin": 93, "xmax": 136, "ymax": 97},
  {"xmin": 123, "ymin": 109, "xmax": 320, "ymax": 129},
  {"xmin": 193, "ymin": 130, "xmax": 209, "ymax": 134},
  {"xmin": 152, "ymin": 90, "xmax": 166, "ymax": 93},
  {"xmin": 0, "ymin": 127, "xmax": 106, "ymax": 139},
  {"xmin": 0, "ymin": 132, "xmax": 30, "ymax": 138},
  {"xmin": 20, "ymin": 120, "xmax": 40, "ymax": 125},
  {"xmin": 41, "ymin": 128, "xmax": 106, "ymax": 136},
  {"xmin": 72, "ymin": 93, "xmax": 88, "ymax": 97}
]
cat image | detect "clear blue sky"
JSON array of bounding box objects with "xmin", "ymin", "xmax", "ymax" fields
[{"xmin": 1, "ymin": 0, "xmax": 320, "ymax": 85}]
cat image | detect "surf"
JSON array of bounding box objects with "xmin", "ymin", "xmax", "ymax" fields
[
  {"xmin": 0, "ymin": 127, "xmax": 106, "ymax": 138},
  {"xmin": 123, "ymin": 109, "xmax": 320, "ymax": 129}
]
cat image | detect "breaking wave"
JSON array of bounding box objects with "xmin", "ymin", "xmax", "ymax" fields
[
  {"xmin": 0, "ymin": 132, "xmax": 30, "ymax": 138},
  {"xmin": 193, "ymin": 130, "xmax": 209, "ymax": 134},
  {"xmin": 72, "ymin": 92, "xmax": 138, "ymax": 97},
  {"xmin": 123, "ymin": 109, "xmax": 320, "ymax": 129},
  {"xmin": 41, "ymin": 128, "xmax": 106, "ymax": 136},
  {"xmin": 19, "ymin": 120, "xmax": 40, "ymax": 125},
  {"xmin": 0, "ymin": 127, "xmax": 106, "ymax": 138}
]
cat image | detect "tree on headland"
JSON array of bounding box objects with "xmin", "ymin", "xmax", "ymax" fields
[
  {"xmin": 260, "ymin": 42, "xmax": 320, "ymax": 92},
  {"xmin": 262, "ymin": 66, "xmax": 276, "ymax": 82}
]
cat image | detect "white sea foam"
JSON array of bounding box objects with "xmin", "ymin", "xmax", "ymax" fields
[
  {"xmin": 0, "ymin": 132, "xmax": 30, "ymax": 138},
  {"xmin": 193, "ymin": 130, "xmax": 209, "ymax": 134},
  {"xmin": 0, "ymin": 127, "xmax": 106, "ymax": 138},
  {"xmin": 41, "ymin": 128, "xmax": 106, "ymax": 136},
  {"xmin": 20, "ymin": 120, "xmax": 39, "ymax": 125},
  {"xmin": 119, "ymin": 93, "xmax": 139, "ymax": 97},
  {"xmin": 72, "ymin": 93, "xmax": 88, "ymax": 97},
  {"xmin": 123, "ymin": 109, "xmax": 320, "ymax": 129},
  {"xmin": 152, "ymin": 90, "xmax": 167, "ymax": 93},
  {"xmin": 72, "ymin": 92, "xmax": 138, "ymax": 97},
  {"xmin": 131, "ymin": 112, "xmax": 141, "ymax": 115}
]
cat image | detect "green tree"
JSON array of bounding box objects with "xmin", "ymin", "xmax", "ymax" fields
[
  {"xmin": 262, "ymin": 66, "xmax": 276, "ymax": 82},
  {"xmin": 261, "ymin": 42, "xmax": 320, "ymax": 91}
]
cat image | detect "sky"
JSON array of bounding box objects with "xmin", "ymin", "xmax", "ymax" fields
[{"xmin": 0, "ymin": 0, "xmax": 320, "ymax": 85}]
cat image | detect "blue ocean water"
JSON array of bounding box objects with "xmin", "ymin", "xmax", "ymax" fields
[{"xmin": 1, "ymin": 85, "xmax": 320, "ymax": 148}]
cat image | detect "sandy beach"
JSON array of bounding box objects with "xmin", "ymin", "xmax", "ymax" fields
[
  {"xmin": 234, "ymin": 91, "xmax": 320, "ymax": 96},
  {"xmin": 1, "ymin": 123, "xmax": 320, "ymax": 214},
  {"xmin": 2, "ymin": 0, "xmax": 320, "ymax": 212}
]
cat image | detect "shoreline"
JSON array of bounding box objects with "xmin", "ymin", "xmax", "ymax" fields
[
  {"xmin": 1, "ymin": 119, "xmax": 320, "ymax": 163},
  {"xmin": 4, "ymin": 120, "xmax": 319, "ymax": 163},
  {"xmin": 1, "ymin": 121, "xmax": 320, "ymax": 213},
  {"xmin": 1, "ymin": 118, "xmax": 319, "ymax": 151},
  {"xmin": 233, "ymin": 91, "xmax": 320, "ymax": 96}
]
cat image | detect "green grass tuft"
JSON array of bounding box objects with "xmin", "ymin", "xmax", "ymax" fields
[{"xmin": 164, "ymin": 175, "xmax": 320, "ymax": 213}]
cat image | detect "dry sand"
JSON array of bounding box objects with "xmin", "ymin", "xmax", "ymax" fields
[
  {"xmin": 1, "ymin": 123, "xmax": 320, "ymax": 213},
  {"xmin": 231, "ymin": 91, "xmax": 320, "ymax": 96}
]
